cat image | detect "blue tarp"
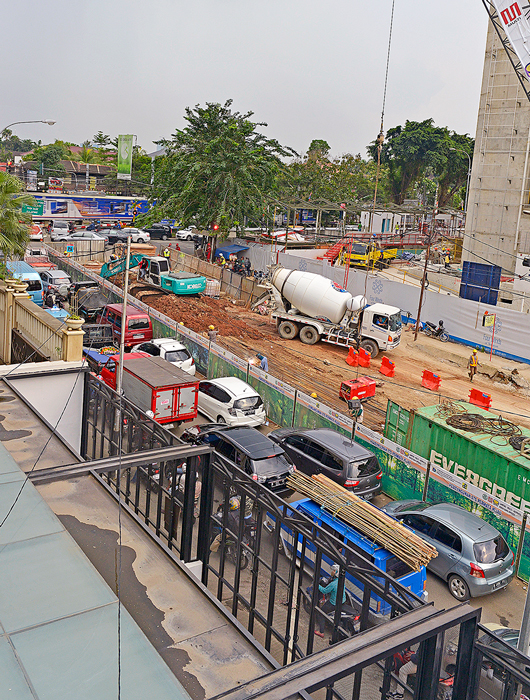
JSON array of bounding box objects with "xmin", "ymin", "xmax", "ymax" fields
[{"xmin": 214, "ymin": 244, "xmax": 249, "ymax": 259}]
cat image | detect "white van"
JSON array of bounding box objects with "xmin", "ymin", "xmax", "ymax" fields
[{"xmin": 48, "ymin": 221, "xmax": 70, "ymax": 240}]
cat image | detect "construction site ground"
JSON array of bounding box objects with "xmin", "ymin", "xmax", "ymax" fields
[{"xmin": 127, "ymin": 278, "xmax": 530, "ymax": 432}]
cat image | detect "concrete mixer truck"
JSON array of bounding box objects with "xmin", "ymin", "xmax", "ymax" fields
[{"xmin": 269, "ymin": 268, "xmax": 401, "ymax": 357}]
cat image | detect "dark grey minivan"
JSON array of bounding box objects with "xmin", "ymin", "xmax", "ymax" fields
[{"xmin": 268, "ymin": 428, "xmax": 382, "ymax": 498}]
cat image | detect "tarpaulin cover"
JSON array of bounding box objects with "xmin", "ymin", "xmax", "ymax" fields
[{"xmin": 215, "ymin": 244, "xmax": 249, "ymax": 259}]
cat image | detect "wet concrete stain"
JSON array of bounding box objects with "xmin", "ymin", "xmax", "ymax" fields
[
  {"xmin": 498, "ymin": 615, "xmax": 510, "ymax": 627},
  {"xmin": 59, "ymin": 514, "xmax": 206, "ymax": 699},
  {"xmin": 0, "ymin": 414, "xmax": 32, "ymax": 441}
]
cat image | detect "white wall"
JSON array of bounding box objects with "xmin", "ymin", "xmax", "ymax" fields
[{"xmin": 7, "ymin": 368, "xmax": 85, "ymax": 454}]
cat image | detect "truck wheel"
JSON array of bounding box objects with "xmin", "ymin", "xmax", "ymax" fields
[
  {"xmin": 360, "ymin": 339, "xmax": 379, "ymax": 358},
  {"xmin": 299, "ymin": 326, "xmax": 320, "ymax": 345},
  {"xmin": 278, "ymin": 321, "xmax": 299, "ymax": 340}
]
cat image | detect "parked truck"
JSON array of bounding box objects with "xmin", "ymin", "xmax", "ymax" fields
[
  {"xmin": 100, "ymin": 254, "xmax": 207, "ymax": 295},
  {"xmin": 98, "ymin": 353, "xmax": 199, "ymax": 426},
  {"xmin": 270, "ymin": 267, "xmax": 401, "ymax": 357}
]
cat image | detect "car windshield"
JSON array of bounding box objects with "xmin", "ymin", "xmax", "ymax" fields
[
  {"xmin": 165, "ymin": 349, "xmax": 190, "ymax": 363},
  {"xmin": 251, "ymin": 452, "xmax": 291, "ymax": 476},
  {"xmin": 474, "ymin": 536, "xmax": 509, "ymax": 563},
  {"xmin": 348, "ymin": 456, "xmax": 380, "ymax": 477},
  {"xmin": 233, "ymin": 396, "xmax": 263, "ymax": 411},
  {"xmin": 388, "ymin": 312, "xmax": 402, "ymax": 332},
  {"xmin": 128, "ymin": 318, "xmax": 150, "ymax": 330}
]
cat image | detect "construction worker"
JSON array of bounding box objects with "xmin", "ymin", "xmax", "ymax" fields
[
  {"xmin": 256, "ymin": 353, "xmax": 268, "ymax": 372},
  {"xmin": 207, "ymin": 325, "xmax": 218, "ymax": 342},
  {"xmin": 162, "ymin": 246, "xmax": 171, "ymax": 268},
  {"xmin": 218, "ymin": 253, "xmax": 226, "ymax": 267},
  {"xmin": 310, "ymin": 392, "xmax": 318, "ymax": 400},
  {"xmin": 444, "ymin": 251, "xmax": 451, "ymax": 269},
  {"xmin": 468, "ymin": 348, "xmax": 479, "ymax": 382}
]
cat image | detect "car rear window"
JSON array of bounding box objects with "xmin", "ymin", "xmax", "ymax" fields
[
  {"xmin": 128, "ymin": 317, "xmax": 150, "ymax": 330},
  {"xmin": 233, "ymin": 396, "xmax": 263, "ymax": 411},
  {"xmin": 165, "ymin": 349, "xmax": 190, "ymax": 363},
  {"xmin": 26, "ymin": 280, "xmax": 42, "ymax": 292},
  {"xmin": 348, "ymin": 456, "xmax": 380, "ymax": 477},
  {"xmin": 474, "ymin": 536, "xmax": 509, "ymax": 563},
  {"xmin": 251, "ymin": 452, "xmax": 291, "ymax": 476}
]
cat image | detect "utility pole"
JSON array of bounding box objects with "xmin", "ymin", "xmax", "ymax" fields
[
  {"xmin": 414, "ymin": 185, "xmax": 438, "ymax": 341},
  {"xmin": 117, "ymin": 236, "xmax": 132, "ymax": 397}
]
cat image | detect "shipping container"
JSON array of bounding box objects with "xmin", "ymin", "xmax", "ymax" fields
[{"xmin": 385, "ymin": 401, "xmax": 530, "ymax": 516}]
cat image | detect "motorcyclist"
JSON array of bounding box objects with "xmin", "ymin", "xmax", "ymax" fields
[{"xmin": 210, "ymin": 496, "xmax": 243, "ymax": 552}]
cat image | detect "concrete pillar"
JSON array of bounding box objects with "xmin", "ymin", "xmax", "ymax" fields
[
  {"xmin": 61, "ymin": 329, "xmax": 84, "ymax": 362},
  {"xmin": 2, "ymin": 288, "xmax": 14, "ymax": 365},
  {"xmin": 464, "ymin": 22, "xmax": 530, "ymax": 274}
]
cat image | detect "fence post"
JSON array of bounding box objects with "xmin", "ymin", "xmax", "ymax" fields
[
  {"xmin": 422, "ymin": 461, "xmax": 431, "ymax": 502},
  {"xmin": 3, "ymin": 287, "xmax": 14, "ymax": 364},
  {"xmin": 292, "ymin": 390, "xmax": 298, "ymax": 427},
  {"xmin": 516, "ymin": 514, "xmax": 528, "ymax": 578}
]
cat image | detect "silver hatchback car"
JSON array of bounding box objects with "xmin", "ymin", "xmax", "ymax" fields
[{"xmin": 382, "ymin": 500, "xmax": 514, "ymax": 601}]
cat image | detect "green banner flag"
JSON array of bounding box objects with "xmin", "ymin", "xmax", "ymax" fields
[{"xmin": 117, "ymin": 134, "xmax": 133, "ymax": 180}]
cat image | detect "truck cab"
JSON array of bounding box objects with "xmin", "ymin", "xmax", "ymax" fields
[{"xmin": 359, "ymin": 304, "xmax": 402, "ymax": 356}]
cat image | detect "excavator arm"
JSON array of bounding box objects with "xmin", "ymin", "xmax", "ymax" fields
[{"xmin": 100, "ymin": 253, "xmax": 144, "ymax": 279}]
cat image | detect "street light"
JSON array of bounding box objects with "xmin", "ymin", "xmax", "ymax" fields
[
  {"xmin": 1, "ymin": 120, "xmax": 56, "ymax": 134},
  {"xmin": 449, "ymin": 146, "xmax": 472, "ymax": 214}
]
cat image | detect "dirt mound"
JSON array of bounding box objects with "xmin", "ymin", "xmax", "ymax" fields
[{"xmin": 131, "ymin": 287, "xmax": 266, "ymax": 341}]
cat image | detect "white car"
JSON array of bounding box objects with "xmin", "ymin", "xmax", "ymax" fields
[
  {"xmin": 131, "ymin": 338, "xmax": 196, "ymax": 375},
  {"xmin": 48, "ymin": 221, "xmax": 70, "ymax": 240},
  {"xmin": 29, "ymin": 224, "xmax": 44, "ymax": 241},
  {"xmin": 197, "ymin": 377, "xmax": 266, "ymax": 427},
  {"xmin": 55, "ymin": 231, "xmax": 108, "ymax": 242},
  {"xmin": 175, "ymin": 229, "xmax": 195, "ymax": 241}
]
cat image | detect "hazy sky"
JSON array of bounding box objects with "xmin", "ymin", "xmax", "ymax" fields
[{"xmin": 3, "ymin": 0, "xmax": 488, "ymax": 158}]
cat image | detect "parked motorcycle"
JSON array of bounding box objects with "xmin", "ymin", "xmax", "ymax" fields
[
  {"xmin": 303, "ymin": 576, "xmax": 361, "ymax": 637},
  {"xmin": 210, "ymin": 499, "xmax": 257, "ymax": 570},
  {"xmin": 423, "ymin": 319, "xmax": 449, "ymax": 342}
]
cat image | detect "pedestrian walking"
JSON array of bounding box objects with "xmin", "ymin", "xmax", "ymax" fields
[
  {"xmin": 468, "ymin": 348, "xmax": 479, "ymax": 382},
  {"xmin": 387, "ymin": 653, "xmax": 418, "ymax": 699}
]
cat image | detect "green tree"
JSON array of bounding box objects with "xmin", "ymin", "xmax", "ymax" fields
[
  {"xmin": 74, "ymin": 145, "xmax": 103, "ymax": 164},
  {"xmin": 0, "ymin": 172, "xmax": 35, "ymax": 262},
  {"xmin": 25, "ymin": 141, "xmax": 69, "ymax": 175},
  {"xmin": 435, "ymin": 132, "xmax": 474, "ymax": 208},
  {"xmin": 93, "ymin": 131, "xmax": 111, "ymax": 148},
  {"xmin": 307, "ymin": 139, "xmax": 331, "ymax": 158},
  {"xmin": 368, "ymin": 119, "xmax": 446, "ymax": 204},
  {"xmin": 142, "ymin": 100, "xmax": 296, "ymax": 233}
]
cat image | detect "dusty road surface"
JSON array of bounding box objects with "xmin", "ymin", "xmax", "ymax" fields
[{"xmin": 123, "ymin": 275, "xmax": 530, "ymax": 431}]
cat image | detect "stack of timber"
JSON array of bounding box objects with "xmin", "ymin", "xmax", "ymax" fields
[{"xmin": 287, "ymin": 472, "xmax": 437, "ymax": 572}]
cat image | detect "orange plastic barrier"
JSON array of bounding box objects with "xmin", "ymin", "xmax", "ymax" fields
[
  {"xmin": 358, "ymin": 348, "xmax": 371, "ymax": 368},
  {"xmin": 469, "ymin": 389, "xmax": 491, "ymax": 410},
  {"xmin": 421, "ymin": 370, "xmax": 441, "ymax": 391},
  {"xmin": 379, "ymin": 356, "xmax": 395, "ymax": 377},
  {"xmin": 346, "ymin": 347, "xmax": 359, "ymax": 366}
]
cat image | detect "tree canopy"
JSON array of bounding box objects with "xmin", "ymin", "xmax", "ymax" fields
[
  {"xmin": 0, "ymin": 173, "xmax": 34, "ymax": 260},
  {"xmin": 367, "ymin": 119, "xmax": 473, "ymax": 207},
  {"xmin": 142, "ymin": 100, "xmax": 296, "ymax": 232}
]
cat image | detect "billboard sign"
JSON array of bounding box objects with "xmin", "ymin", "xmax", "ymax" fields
[
  {"xmin": 26, "ymin": 170, "xmax": 38, "ymax": 192},
  {"xmin": 493, "ymin": 1, "xmax": 530, "ymax": 77},
  {"xmin": 48, "ymin": 177, "xmax": 63, "ymax": 193},
  {"xmin": 117, "ymin": 135, "xmax": 133, "ymax": 180}
]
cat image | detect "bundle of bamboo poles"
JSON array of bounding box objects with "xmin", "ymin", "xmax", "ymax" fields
[{"xmin": 287, "ymin": 472, "xmax": 437, "ymax": 572}]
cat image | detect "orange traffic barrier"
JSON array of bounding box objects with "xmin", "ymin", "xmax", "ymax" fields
[
  {"xmin": 346, "ymin": 347, "xmax": 358, "ymax": 366},
  {"xmin": 358, "ymin": 348, "xmax": 371, "ymax": 369},
  {"xmin": 379, "ymin": 356, "xmax": 395, "ymax": 377},
  {"xmin": 469, "ymin": 389, "xmax": 491, "ymax": 410},
  {"xmin": 421, "ymin": 370, "xmax": 441, "ymax": 391}
]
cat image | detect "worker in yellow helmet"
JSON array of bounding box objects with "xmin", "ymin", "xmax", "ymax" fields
[
  {"xmin": 310, "ymin": 392, "xmax": 318, "ymax": 399},
  {"xmin": 208, "ymin": 325, "xmax": 218, "ymax": 342}
]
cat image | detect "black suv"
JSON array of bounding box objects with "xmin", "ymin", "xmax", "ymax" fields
[
  {"xmin": 143, "ymin": 224, "xmax": 173, "ymax": 240},
  {"xmin": 268, "ymin": 428, "xmax": 382, "ymax": 498},
  {"xmin": 183, "ymin": 424, "xmax": 295, "ymax": 495}
]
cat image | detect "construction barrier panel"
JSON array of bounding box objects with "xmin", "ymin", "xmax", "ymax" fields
[
  {"xmin": 208, "ymin": 343, "xmax": 248, "ymax": 382},
  {"xmin": 176, "ymin": 326, "xmax": 210, "ymax": 377},
  {"xmin": 379, "ymin": 356, "xmax": 395, "ymax": 377},
  {"xmin": 469, "ymin": 388, "xmax": 492, "ymax": 410},
  {"xmin": 293, "ymin": 391, "xmax": 354, "ymax": 437},
  {"xmin": 358, "ymin": 348, "xmax": 371, "ymax": 368},
  {"xmin": 421, "ymin": 370, "xmax": 441, "ymax": 391},
  {"xmin": 345, "ymin": 347, "xmax": 358, "ymax": 366},
  {"xmin": 247, "ymin": 365, "xmax": 296, "ymax": 428}
]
